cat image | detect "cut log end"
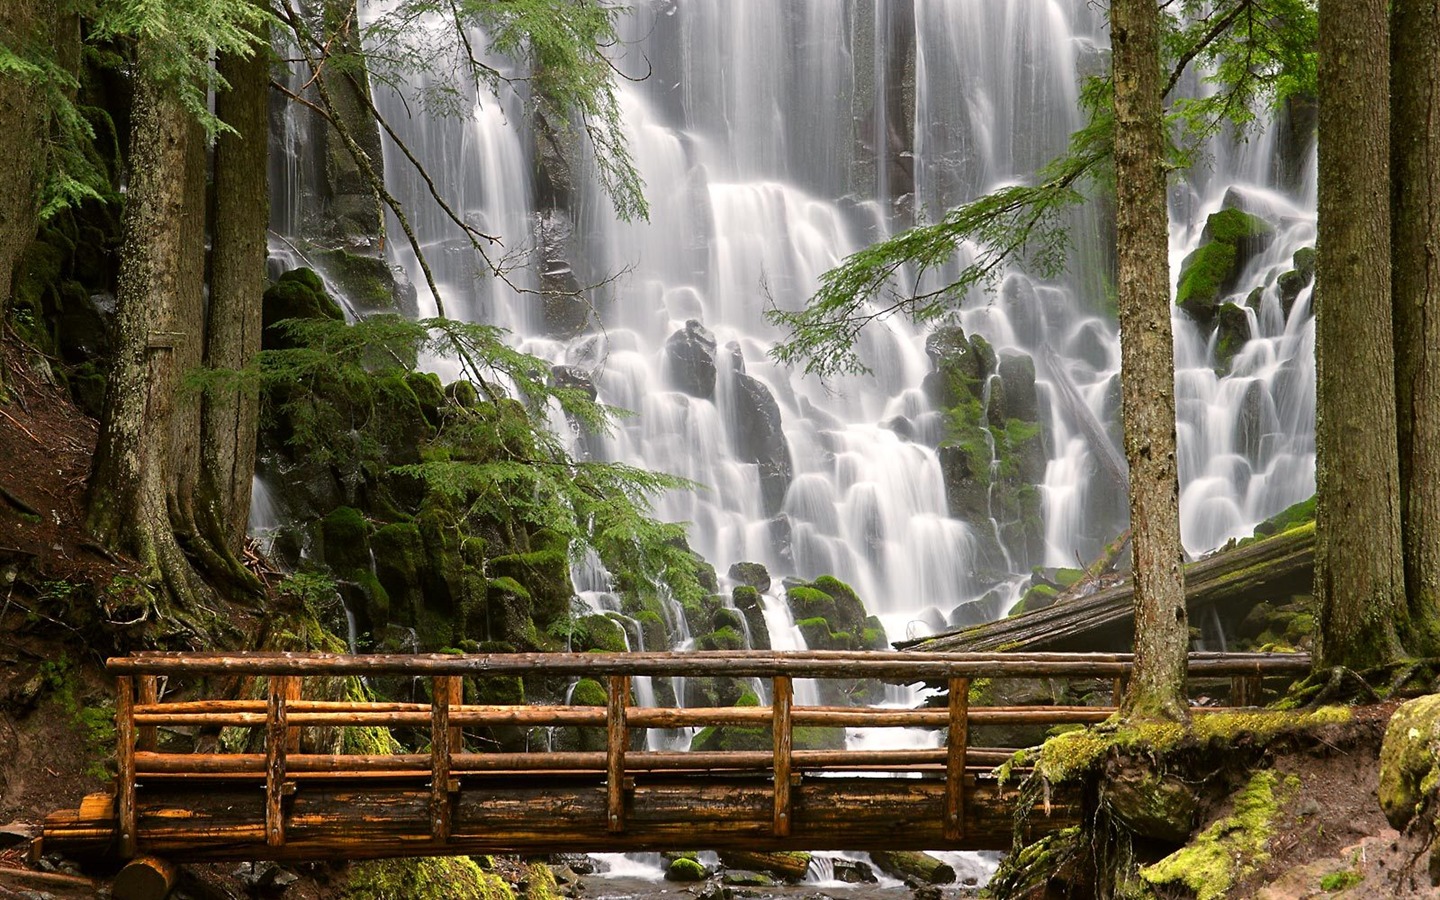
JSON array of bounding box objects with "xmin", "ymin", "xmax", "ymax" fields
[{"xmin": 112, "ymin": 855, "xmax": 178, "ymax": 900}]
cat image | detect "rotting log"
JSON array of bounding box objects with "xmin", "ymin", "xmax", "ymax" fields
[
  {"xmin": 869, "ymin": 850, "xmax": 957, "ymax": 885},
  {"xmin": 1040, "ymin": 343, "xmax": 1129, "ymax": 495},
  {"xmin": 907, "ymin": 524, "xmax": 1315, "ymax": 653},
  {"xmin": 112, "ymin": 855, "xmax": 178, "ymax": 900},
  {"xmin": 718, "ymin": 850, "xmax": 812, "ymax": 880}
]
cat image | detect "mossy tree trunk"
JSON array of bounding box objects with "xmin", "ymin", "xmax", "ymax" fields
[
  {"xmin": 1110, "ymin": 0, "xmax": 1188, "ymax": 722},
  {"xmin": 1314, "ymin": 0, "xmax": 1408, "ymax": 670},
  {"xmin": 1391, "ymin": 0, "xmax": 1440, "ymax": 657},
  {"xmin": 85, "ymin": 41, "xmax": 209, "ymax": 608},
  {"xmin": 201, "ymin": 17, "xmax": 271, "ymax": 560}
]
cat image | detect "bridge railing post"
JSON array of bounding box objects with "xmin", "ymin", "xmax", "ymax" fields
[
  {"xmin": 772, "ymin": 675, "xmax": 793, "ymax": 837},
  {"xmin": 266, "ymin": 676, "xmax": 294, "ymax": 847},
  {"xmin": 431, "ymin": 675, "xmax": 460, "ymax": 841},
  {"xmin": 945, "ymin": 676, "xmax": 969, "ymax": 842},
  {"xmin": 116, "ymin": 675, "xmax": 137, "ymax": 859},
  {"xmin": 136, "ymin": 676, "xmax": 158, "ymax": 753},
  {"xmin": 607, "ymin": 675, "xmax": 629, "ymax": 833}
]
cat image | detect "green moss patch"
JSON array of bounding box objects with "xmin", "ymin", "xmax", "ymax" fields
[
  {"xmin": 1140, "ymin": 770, "xmax": 1298, "ymax": 900},
  {"xmin": 344, "ymin": 857, "xmax": 513, "ymax": 900}
]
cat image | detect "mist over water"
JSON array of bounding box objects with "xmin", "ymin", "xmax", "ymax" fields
[{"xmin": 277, "ymin": 1, "xmax": 1318, "ymax": 649}]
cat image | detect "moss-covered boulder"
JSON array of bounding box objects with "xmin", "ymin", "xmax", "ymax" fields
[
  {"xmin": 728, "ymin": 561, "xmax": 771, "ymax": 593},
  {"xmin": 1379, "ymin": 694, "xmax": 1440, "ymax": 831},
  {"xmin": 262, "ymin": 268, "xmax": 343, "ymax": 350},
  {"xmin": 1276, "ymin": 245, "xmax": 1317, "ymax": 318},
  {"xmin": 1176, "ymin": 208, "xmax": 1276, "ymax": 324},
  {"xmin": 317, "ymin": 507, "xmax": 371, "ymax": 575},
  {"xmin": 664, "ymin": 857, "xmax": 707, "ymax": 882},
  {"xmin": 311, "ymin": 247, "xmax": 407, "ymax": 315},
  {"xmin": 575, "ymin": 613, "xmax": 629, "ymax": 652}
]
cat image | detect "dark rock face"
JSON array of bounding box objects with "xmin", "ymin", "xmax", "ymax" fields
[
  {"xmin": 1277, "ymin": 245, "xmax": 1316, "ymax": 319},
  {"xmin": 550, "ymin": 365, "xmax": 597, "ymax": 401},
  {"xmin": 1213, "ymin": 302, "xmax": 1251, "ymax": 373},
  {"xmin": 997, "ymin": 353, "xmax": 1039, "ymax": 422},
  {"xmin": 536, "ymin": 209, "xmax": 589, "ymax": 338},
  {"xmin": 1001, "ymin": 274, "xmax": 1045, "ymax": 348},
  {"xmin": 664, "ymin": 319, "xmax": 719, "ymax": 398},
  {"xmin": 730, "ymin": 372, "xmax": 793, "ymax": 516}
]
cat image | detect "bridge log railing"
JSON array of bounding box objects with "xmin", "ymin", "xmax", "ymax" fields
[{"xmin": 45, "ymin": 651, "xmax": 1312, "ymax": 862}]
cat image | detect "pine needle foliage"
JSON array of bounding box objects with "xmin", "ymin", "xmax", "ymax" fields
[
  {"xmin": 247, "ymin": 314, "xmax": 705, "ymax": 609},
  {"xmin": 358, "ymin": 0, "xmax": 646, "ymax": 221},
  {"xmin": 768, "ymin": 0, "xmax": 1316, "ymax": 377}
]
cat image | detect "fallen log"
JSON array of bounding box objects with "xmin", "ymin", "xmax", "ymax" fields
[
  {"xmin": 112, "ymin": 856, "xmax": 178, "ymax": 900},
  {"xmin": 906, "ymin": 523, "xmax": 1314, "ymax": 653},
  {"xmin": 1039, "ymin": 344, "xmax": 1128, "ymax": 495},
  {"xmin": 869, "ymin": 849, "xmax": 956, "ymax": 884},
  {"xmin": 718, "ymin": 850, "xmax": 812, "ymax": 879}
]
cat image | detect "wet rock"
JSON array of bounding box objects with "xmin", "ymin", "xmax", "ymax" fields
[
  {"xmin": 1277, "ymin": 246, "xmax": 1317, "ymax": 319},
  {"xmin": 548, "ymin": 854, "xmax": 596, "ymax": 876},
  {"xmin": 262, "ymin": 267, "xmax": 343, "ymax": 350},
  {"xmin": 665, "ymin": 856, "xmax": 708, "ymax": 882},
  {"xmin": 1000, "ymin": 274, "xmax": 1045, "ymax": 348},
  {"xmin": 550, "ymin": 364, "xmax": 597, "ymax": 401},
  {"xmin": 720, "ymin": 871, "xmax": 773, "ymax": 887},
  {"xmin": 233, "ymin": 861, "xmax": 298, "ymax": 889},
  {"xmin": 730, "ymin": 372, "xmax": 793, "ymax": 516},
  {"xmin": 882, "ymin": 415, "xmax": 915, "ymax": 441},
  {"xmin": 536, "ymin": 209, "xmax": 589, "ymax": 338},
  {"xmin": 732, "ymin": 585, "xmax": 771, "ymax": 650},
  {"xmin": 695, "ymin": 881, "xmax": 728, "ymax": 900},
  {"xmin": 665, "ymin": 319, "xmax": 719, "ymax": 398},
  {"xmin": 829, "ymin": 858, "xmax": 877, "ymax": 884},
  {"xmin": 997, "ymin": 352, "xmax": 1039, "ymax": 422},
  {"xmin": 728, "ymin": 561, "xmax": 771, "ymax": 593},
  {"xmin": 1214, "ymin": 302, "xmax": 1251, "ymax": 373}
]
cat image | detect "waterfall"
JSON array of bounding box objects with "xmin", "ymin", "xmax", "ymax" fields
[{"xmin": 269, "ymin": 0, "xmax": 1318, "ymax": 681}]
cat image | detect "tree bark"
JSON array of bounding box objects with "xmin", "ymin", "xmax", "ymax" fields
[
  {"xmin": 85, "ymin": 40, "xmax": 205, "ymax": 607},
  {"xmin": 1110, "ymin": 0, "xmax": 1189, "ymax": 722},
  {"xmin": 0, "ymin": 1, "xmax": 65, "ymax": 316},
  {"xmin": 1315, "ymin": 0, "xmax": 1407, "ymax": 669},
  {"xmin": 1391, "ymin": 0, "xmax": 1440, "ymax": 657},
  {"xmin": 202, "ymin": 23, "xmax": 271, "ymax": 558}
]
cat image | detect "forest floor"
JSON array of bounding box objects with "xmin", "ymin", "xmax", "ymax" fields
[{"xmin": 1, "ymin": 334, "xmax": 1438, "ymax": 898}]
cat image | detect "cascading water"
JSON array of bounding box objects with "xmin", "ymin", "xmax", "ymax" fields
[{"xmin": 265, "ymin": 0, "xmax": 1318, "ymax": 879}]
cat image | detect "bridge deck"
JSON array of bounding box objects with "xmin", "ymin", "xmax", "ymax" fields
[{"xmin": 40, "ymin": 650, "xmax": 1308, "ymax": 863}]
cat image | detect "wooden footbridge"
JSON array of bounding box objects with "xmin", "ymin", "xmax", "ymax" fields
[{"xmin": 40, "ymin": 650, "xmax": 1308, "ymax": 868}]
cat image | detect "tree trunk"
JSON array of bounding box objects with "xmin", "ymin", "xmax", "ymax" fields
[
  {"xmin": 1391, "ymin": 0, "xmax": 1440, "ymax": 657},
  {"xmin": 202, "ymin": 25, "xmax": 270, "ymax": 560},
  {"xmin": 85, "ymin": 41, "xmax": 206, "ymax": 607},
  {"xmin": 1110, "ymin": 0, "xmax": 1188, "ymax": 722},
  {"xmin": 1315, "ymin": 0, "xmax": 1407, "ymax": 669},
  {"xmin": 0, "ymin": 1, "xmax": 64, "ymax": 314}
]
